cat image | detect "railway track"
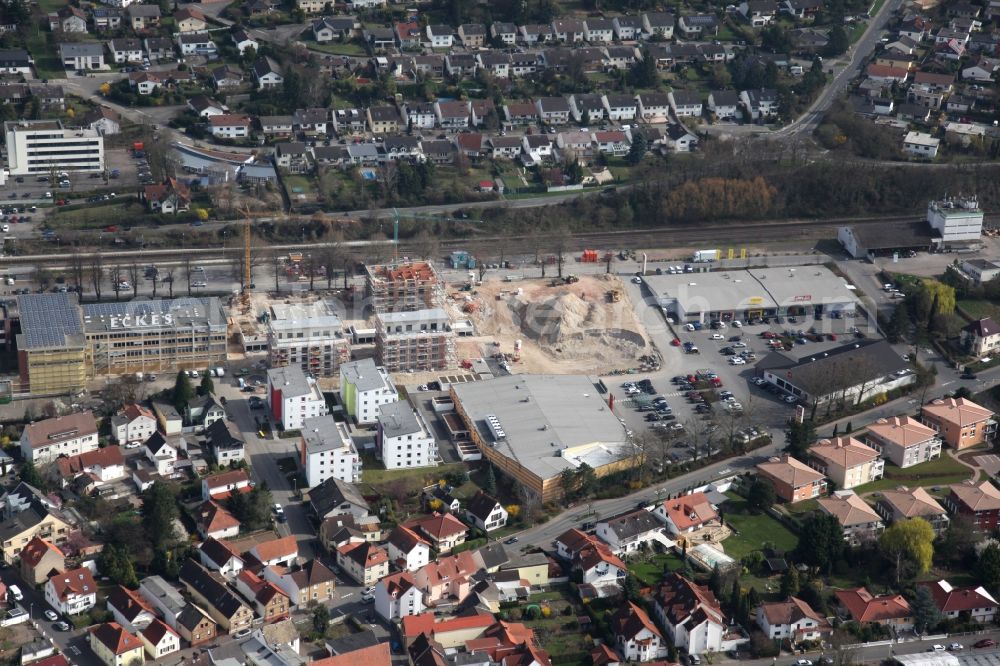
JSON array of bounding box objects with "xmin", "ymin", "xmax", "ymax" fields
[{"xmin": 0, "ymin": 212, "xmax": 965, "ymax": 268}]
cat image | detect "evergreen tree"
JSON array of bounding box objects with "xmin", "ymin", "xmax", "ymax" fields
[
  {"xmin": 483, "ymin": 464, "xmax": 497, "ymax": 496},
  {"xmin": 796, "ymin": 513, "xmax": 845, "ymax": 573},
  {"xmin": 910, "ymin": 585, "xmax": 943, "ymax": 633},
  {"xmin": 780, "ymin": 565, "xmax": 800, "ymax": 597},
  {"xmin": 978, "ymin": 542, "xmax": 1000, "ymax": 595},
  {"xmin": 172, "ymin": 371, "xmax": 194, "ymax": 412},
  {"xmin": 312, "ymin": 603, "xmax": 331, "ymax": 633},
  {"xmin": 199, "ymin": 373, "xmax": 214, "ymax": 396},
  {"xmin": 19, "ymin": 461, "xmax": 44, "ymax": 489},
  {"xmin": 747, "ymin": 480, "xmax": 776, "ymax": 512},
  {"xmin": 99, "ymin": 544, "xmax": 138, "ymax": 587},
  {"xmin": 825, "ymin": 25, "xmax": 849, "ymax": 56},
  {"xmin": 141, "ymin": 483, "xmax": 179, "ymax": 551},
  {"xmin": 626, "ymin": 132, "xmax": 648, "ymax": 166},
  {"xmin": 629, "ymin": 48, "xmax": 659, "ymax": 88}
]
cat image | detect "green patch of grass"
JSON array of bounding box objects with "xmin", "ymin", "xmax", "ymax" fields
[
  {"xmin": 959, "ymin": 299, "xmax": 1000, "ymax": 322},
  {"xmin": 307, "ymin": 40, "xmax": 368, "ymax": 57},
  {"xmin": 722, "ymin": 498, "xmax": 799, "ymax": 560},
  {"xmin": 629, "ymin": 551, "xmax": 685, "ymax": 586},
  {"xmin": 362, "ymin": 462, "xmax": 467, "ymax": 489},
  {"xmin": 848, "ymin": 20, "xmax": 869, "ymax": 44},
  {"xmin": 283, "ymin": 174, "xmax": 316, "ymax": 196},
  {"xmin": 783, "ymin": 498, "xmax": 819, "ymax": 514},
  {"xmin": 50, "ymin": 202, "xmax": 141, "ymax": 230},
  {"xmin": 24, "ymin": 29, "xmax": 65, "ymax": 80},
  {"xmin": 855, "ymin": 455, "xmax": 972, "ymax": 493}
]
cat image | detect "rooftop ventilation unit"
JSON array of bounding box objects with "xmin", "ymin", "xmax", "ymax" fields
[{"xmin": 486, "ymin": 414, "xmax": 505, "ymax": 441}]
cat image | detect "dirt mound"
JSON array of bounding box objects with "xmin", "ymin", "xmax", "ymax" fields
[{"xmin": 445, "ymin": 274, "xmax": 654, "ymax": 375}]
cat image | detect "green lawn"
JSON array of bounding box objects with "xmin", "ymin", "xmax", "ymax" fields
[
  {"xmin": 25, "ymin": 29, "xmax": 65, "ymax": 80},
  {"xmin": 307, "ymin": 40, "xmax": 368, "ymax": 57},
  {"xmin": 361, "ymin": 462, "xmax": 466, "ymax": 487},
  {"xmin": 283, "ymin": 175, "xmax": 316, "ymax": 196},
  {"xmin": 722, "ymin": 498, "xmax": 800, "ymax": 560},
  {"xmin": 959, "ymin": 299, "xmax": 1000, "ymax": 322},
  {"xmin": 848, "ymin": 20, "xmax": 869, "ymax": 44},
  {"xmin": 854, "ymin": 455, "xmax": 972, "ymax": 494},
  {"xmin": 629, "ymin": 551, "xmax": 685, "ymax": 586}
]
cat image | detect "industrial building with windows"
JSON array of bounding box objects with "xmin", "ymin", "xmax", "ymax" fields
[
  {"xmin": 643, "ymin": 266, "xmax": 861, "ymax": 324},
  {"xmin": 15, "ymin": 293, "xmax": 227, "ymax": 392},
  {"xmin": 82, "ymin": 298, "xmax": 227, "ymax": 377},
  {"xmin": 265, "ymin": 298, "xmax": 350, "ymax": 377},
  {"xmin": 450, "ymin": 374, "xmax": 634, "ymax": 502},
  {"xmin": 4, "ymin": 120, "xmax": 104, "ymax": 176}
]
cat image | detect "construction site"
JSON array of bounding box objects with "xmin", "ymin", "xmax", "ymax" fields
[{"xmin": 445, "ymin": 273, "xmax": 655, "ymax": 375}]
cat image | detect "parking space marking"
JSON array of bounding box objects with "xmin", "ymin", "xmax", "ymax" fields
[{"xmin": 975, "ymin": 454, "xmax": 1000, "ymax": 476}]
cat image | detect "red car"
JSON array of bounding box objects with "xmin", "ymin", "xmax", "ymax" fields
[
  {"xmin": 827, "ymin": 333, "xmax": 838, "ymax": 341},
  {"xmin": 760, "ymin": 331, "xmax": 777, "ymax": 339},
  {"xmin": 104, "ymin": 225, "xmax": 118, "ymax": 232},
  {"xmin": 670, "ymin": 338, "xmax": 681, "ymax": 347},
  {"xmin": 709, "ymin": 377, "xmax": 723, "ymax": 387},
  {"xmin": 974, "ymin": 639, "xmax": 996, "ymax": 649}
]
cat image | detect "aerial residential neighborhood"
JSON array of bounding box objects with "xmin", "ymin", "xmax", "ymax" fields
[{"xmin": 0, "ymin": 0, "xmax": 996, "ymax": 664}]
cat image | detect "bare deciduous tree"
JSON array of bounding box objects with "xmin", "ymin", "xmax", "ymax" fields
[
  {"xmin": 89, "ymin": 253, "xmax": 104, "ymax": 301},
  {"xmin": 127, "ymin": 262, "xmax": 141, "ymax": 299}
]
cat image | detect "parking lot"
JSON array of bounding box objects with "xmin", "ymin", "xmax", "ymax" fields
[{"xmin": 612, "ymin": 275, "xmax": 888, "ymax": 460}]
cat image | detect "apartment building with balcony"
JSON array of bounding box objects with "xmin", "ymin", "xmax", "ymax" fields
[
  {"xmin": 365, "ymin": 262, "xmax": 442, "ymax": 313},
  {"xmin": 375, "ymin": 309, "xmax": 455, "ymax": 373},
  {"xmin": 865, "ymin": 416, "xmax": 942, "ymax": 468},
  {"xmin": 808, "ymin": 437, "xmax": 885, "ymax": 490},
  {"xmin": 266, "ymin": 365, "xmax": 329, "ymax": 430},
  {"xmin": 266, "ymin": 299, "xmax": 350, "ymax": 378},
  {"xmin": 339, "ymin": 358, "xmax": 398, "ymax": 425},
  {"xmin": 755, "ymin": 455, "xmax": 827, "ymax": 503},
  {"xmin": 921, "ymin": 397, "xmax": 997, "ymax": 450},
  {"xmin": 300, "ymin": 415, "xmax": 362, "ymax": 487},
  {"xmin": 377, "ymin": 400, "xmax": 437, "ymax": 469}
]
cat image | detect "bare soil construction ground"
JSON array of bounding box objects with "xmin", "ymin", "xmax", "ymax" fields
[{"xmin": 445, "ymin": 274, "xmax": 654, "ymax": 375}]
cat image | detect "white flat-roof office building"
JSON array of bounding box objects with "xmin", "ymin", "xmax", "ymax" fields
[
  {"xmin": 643, "ymin": 266, "xmax": 860, "ymax": 323},
  {"xmin": 4, "ymin": 120, "xmax": 104, "ymax": 175}
]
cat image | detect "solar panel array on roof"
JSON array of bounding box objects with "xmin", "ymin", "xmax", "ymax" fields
[
  {"xmin": 17, "ymin": 293, "xmax": 84, "ymax": 349},
  {"xmin": 81, "ymin": 297, "xmax": 224, "ymax": 332}
]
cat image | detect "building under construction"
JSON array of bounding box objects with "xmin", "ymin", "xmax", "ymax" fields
[
  {"xmin": 266, "ymin": 297, "xmax": 350, "ymax": 377},
  {"xmin": 364, "ymin": 262, "xmax": 443, "ymax": 313},
  {"xmin": 375, "ymin": 308, "xmax": 455, "ymax": 373}
]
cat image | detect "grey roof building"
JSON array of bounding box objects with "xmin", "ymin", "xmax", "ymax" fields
[
  {"xmin": 308, "ymin": 476, "xmax": 370, "ymax": 519},
  {"xmin": 376, "ymin": 400, "xmax": 424, "ymax": 439}
]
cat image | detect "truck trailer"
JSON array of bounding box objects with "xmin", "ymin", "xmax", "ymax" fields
[{"xmin": 692, "ymin": 249, "xmax": 719, "ymax": 263}]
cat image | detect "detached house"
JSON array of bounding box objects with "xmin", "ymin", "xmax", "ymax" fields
[
  {"xmin": 408, "ymin": 512, "xmax": 467, "ymax": 553},
  {"xmin": 386, "ymin": 524, "xmax": 431, "ymax": 572},
  {"xmin": 127, "ymin": 4, "xmax": 159, "ymax": 31},
  {"xmin": 140, "ymin": 619, "xmax": 179, "ymax": 661},
  {"xmin": 921, "ymin": 579, "xmax": 999, "ymax": 623},
  {"xmin": 613, "ymin": 15, "xmax": 644, "ymax": 40},
  {"xmin": 209, "ymin": 114, "xmax": 251, "ymax": 140},
  {"xmin": 836, "ymin": 587, "xmax": 912, "ymax": 629},
  {"xmin": 45, "ymin": 565, "xmax": 98, "ymax": 616},
  {"xmin": 596, "ymin": 508, "xmax": 670, "ymax": 554},
  {"xmin": 653, "ymin": 573, "xmax": 727, "ymax": 654},
  {"xmin": 962, "ymin": 317, "xmax": 1000, "ymax": 356},
  {"xmin": 554, "ymin": 529, "xmax": 627, "ymax": 596},
  {"xmin": 594, "ymin": 131, "xmax": 630, "ymax": 156},
  {"xmin": 198, "ymin": 537, "xmax": 244, "ymax": 578},
  {"xmin": 612, "ymin": 602, "xmax": 665, "ymax": 662},
  {"xmin": 176, "ymin": 32, "xmax": 216, "ymax": 56},
  {"xmin": 263, "ymin": 559, "xmax": 337, "ymax": 606},
  {"xmin": 585, "ymin": 18, "xmax": 615, "ymax": 42},
  {"xmin": 654, "ymin": 492, "xmax": 720, "ymax": 536},
  {"xmin": 375, "ymin": 571, "xmax": 424, "ymax": 622},
  {"xmin": 464, "ymin": 492, "xmax": 507, "ymax": 532},
  {"xmin": 642, "ymin": 12, "xmax": 676, "ymax": 38},
  {"xmin": 111, "ymin": 404, "xmax": 156, "ymax": 445},
  {"xmin": 108, "ymin": 38, "xmax": 143, "ymax": 64},
  {"xmin": 107, "ymin": 586, "xmax": 157, "ymax": 634},
  {"xmin": 141, "ymin": 177, "xmax": 191, "ymax": 214},
  {"xmin": 19, "ymin": 536, "xmax": 65, "ymax": 585},
  {"xmin": 248, "ymin": 535, "xmax": 297, "ymax": 568},
  {"xmin": 88, "ymin": 623, "xmax": 145, "ymax": 666},
  {"xmin": 367, "ymin": 106, "xmax": 401, "ymax": 135},
  {"xmin": 757, "ymin": 597, "xmax": 831, "ymax": 645},
  {"xmin": 336, "ymin": 541, "xmax": 390, "ymax": 586},
  {"xmin": 252, "ymin": 56, "xmax": 283, "ymax": 90},
  {"xmin": 491, "ymin": 22, "xmax": 517, "ymax": 45}
]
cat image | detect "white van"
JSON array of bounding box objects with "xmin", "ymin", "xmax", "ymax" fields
[{"xmin": 9, "ymin": 584, "xmax": 23, "ymax": 601}]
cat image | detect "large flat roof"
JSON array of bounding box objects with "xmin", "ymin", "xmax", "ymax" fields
[
  {"xmin": 746, "ymin": 266, "xmax": 861, "ymax": 308},
  {"xmin": 451, "ymin": 374, "xmax": 631, "ymax": 481},
  {"xmin": 643, "ymin": 265, "xmax": 859, "ymax": 314},
  {"xmin": 82, "ymin": 297, "xmax": 226, "ymax": 333},
  {"xmin": 642, "ymin": 271, "xmax": 775, "ymax": 313}
]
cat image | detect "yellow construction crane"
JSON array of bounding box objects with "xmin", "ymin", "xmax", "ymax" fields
[{"xmin": 239, "ymin": 206, "xmax": 253, "ymax": 312}]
